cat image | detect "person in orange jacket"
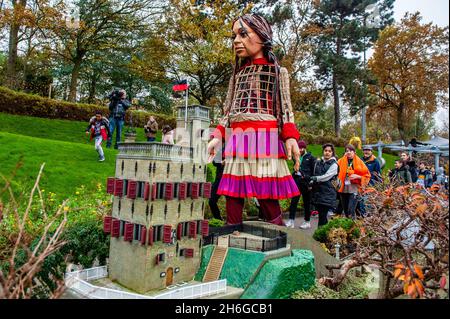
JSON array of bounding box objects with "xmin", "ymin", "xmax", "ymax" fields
[
  {"xmin": 86, "ymin": 111, "xmax": 111, "ymax": 162},
  {"xmin": 337, "ymin": 144, "xmax": 371, "ymax": 219}
]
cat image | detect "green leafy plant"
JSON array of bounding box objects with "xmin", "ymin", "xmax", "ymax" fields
[
  {"xmin": 313, "ymin": 217, "xmax": 360, "ymax": 243},
  {"xmin": 208, "ymin": 218, "xmax": 225, "ymax": 228}
]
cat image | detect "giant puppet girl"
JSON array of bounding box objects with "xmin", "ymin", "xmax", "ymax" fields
[{"xmin": 207, "ymin": 14, "xmax": 301, "ymax": 226}]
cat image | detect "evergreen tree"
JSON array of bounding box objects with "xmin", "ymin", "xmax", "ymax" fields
[{"xmin": 310, "ymin": 0, "xmax": 394, "ymax": 137}]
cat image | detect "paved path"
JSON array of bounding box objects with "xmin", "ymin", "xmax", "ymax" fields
[{"xmin": 282, "ymin": 213, "xmax": 321, "ymax": 236}]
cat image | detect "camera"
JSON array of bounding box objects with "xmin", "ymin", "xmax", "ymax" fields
[{"xmin": 108, "ymin": 89, "xmax": 123, "ymax": 102}]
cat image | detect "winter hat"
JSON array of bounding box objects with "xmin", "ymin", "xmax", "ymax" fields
[{"xmin": 298, "ymin": 140, "xmax": 307, "ymax": 149}]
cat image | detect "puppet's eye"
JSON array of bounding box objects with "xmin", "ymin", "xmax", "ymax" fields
[{"xmin": 240, "ymin": 31, "xmax": 248, "ymax": 38}]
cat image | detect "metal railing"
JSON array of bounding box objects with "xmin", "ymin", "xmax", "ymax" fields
[
  {"xmin": 177, "ymin": 105, "xmax": 210, "ymax": 120},
  {"xmin": 65, "ymin": 267, "xmax": 152, "ymax": 299},
  {"xmin": 154, "ymin": 279, "xmax": 227, "ymax": 299},
  {"xmin": 204, "ymin": 224, "xmax": 288, "ymax": 252},
  {"xmin": 65, "ymin": 267, "xmax": 227, "ymax": 299},
  {"xmin": 118, "ymin": 143, "xmax": 193, "ymax": 161}
]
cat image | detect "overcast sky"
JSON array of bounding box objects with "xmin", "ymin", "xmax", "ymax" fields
[
  {"xmin": 394, "ymin": 0, "xmax": 449, "ymax": 27},
  {"xmin": 393, "ymin": 0, "xmax": 449, "ymax": 131}
]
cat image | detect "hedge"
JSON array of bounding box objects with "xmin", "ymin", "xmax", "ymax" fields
[
  {"xmin": 300, "ymin": 132, "xmax": 348, "ymax": 148},
  {"xmin": 0, "ymin": 86, "xmax": 176, "ymax": 128}
]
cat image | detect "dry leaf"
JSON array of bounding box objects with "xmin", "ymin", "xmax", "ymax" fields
[
  {"xmin": 407, "ymin": 284, "xmax": 417, "ymax": 298},
  {"xmin": 413, "ymin": 279, "xmax": 424, "ymax": 297},
  {"xmin": 415, "ymin": 204, "xmax": 428, "ymax": 216},
  {"xmin": 394, "ymin": 268, "xmax": 403, "ymax": 279},
  {"xmin": 414, "ymin": 265, "xmax": 424, "ymax": 280}
]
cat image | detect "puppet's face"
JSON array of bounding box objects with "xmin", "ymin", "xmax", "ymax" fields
[{"xmin": 232, "ymin": 19, "xmax": 264, "ymax": 59}]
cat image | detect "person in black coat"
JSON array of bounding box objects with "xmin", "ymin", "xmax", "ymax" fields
[
  {"xmin": 208, "ymin": 147, "xmax": 224, "ymax": 220},
  {"xmin": 287, "ymin": 140, "xmax": 316, "ymax": 228},
  {"xmin": 307, "ymin": 143, "xmax": 339, "ymax": 228},
  {"xmin": 400, "ymin": 152, "xmax": 418, "ymax": 183}
]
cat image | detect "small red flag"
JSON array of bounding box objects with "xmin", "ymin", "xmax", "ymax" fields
[{"xmin": 173, "ymin": 80, "xmax": 189, "ymax": 91}]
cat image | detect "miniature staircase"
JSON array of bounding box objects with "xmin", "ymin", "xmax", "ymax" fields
[{"xmin": 203, "ymin": 246, "xmax": 228, "ymax": 283}]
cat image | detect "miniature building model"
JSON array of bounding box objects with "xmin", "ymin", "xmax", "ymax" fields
[{"xmin": 103, "ymin": 105, "xmax": 211, "ymax": 294}]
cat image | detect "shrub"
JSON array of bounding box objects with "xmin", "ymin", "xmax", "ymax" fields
[
  {"xmin": 208, "ymin": 218, "xmax": 225, "ymax": 227},
  {"xmin": 313, "ymin": 217, "xmax": 360, "ymax": 243},
  {"xmin": 61, "ymin": 219, "xmax": 109, "ymax": 268},
  {"xmin": 0, "ymin": 86, "xmax": 176, "ymax": 128},
  {"xmin": 300, "ymin": 132, "xmax": 347, "ymax": 148}
]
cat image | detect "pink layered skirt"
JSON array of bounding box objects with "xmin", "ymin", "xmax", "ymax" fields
[{"xmin": 217, "ymin": 120, "xmax": 300, "ymax": 200}]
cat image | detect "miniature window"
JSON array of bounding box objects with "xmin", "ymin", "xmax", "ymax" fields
[
  {"xmin": 120, "ymin": 220, "xmax": 125, "ymax": 237},
  {"xmin": 183, "ymin": 222, "xmax": 189, "ymax": 237},
  {"xmin": 134, "ymin": 224, "xmax": 141, "ymax": 241},
  {"xmin": 174, "ymin": 183, "xmax": 179, "ymax": 199},
  {"xmin": 158, "ymin": 183, "xmax": 165, "ymax": 199},
  {"xmin": 123, "ymin": 180, "xmax": 129, "ymax": 196},
  {"xmin": 179, "ymin": 249, "xmax": 186, "ymax": 257},
  {"xmin": 154, "ymin": 225, "xmax": 163, "ymax": 242}
]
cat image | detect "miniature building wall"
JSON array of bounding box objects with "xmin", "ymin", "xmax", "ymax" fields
[{"xmin": 106, "ymin": 105, "xmax": 211, "ymax": 294}]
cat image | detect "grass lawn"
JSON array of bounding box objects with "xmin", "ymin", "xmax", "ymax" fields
[
  {"xmin": 0, "ymin": 131, "xmax": 117, "ymax": 200},
  {"xmin": 0, "ymin": 112, "xmax": 162, "ymax": 144},
  {"xmin": 0, "ymin": 112, "xmax": 397, "ymax": 201}
]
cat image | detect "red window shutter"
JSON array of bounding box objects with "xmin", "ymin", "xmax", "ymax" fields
[
  {"xmin": 179, "ymin": 182, "xmax": 187, "ymax": 200},
  {"xmin": 191, "ymin": 183, "xmax": 199, "ymax": 199},
  {"xmin": 127, "ymin": 180, "xmax": 137, "ymax": 199},
  {"xmin": 151, "ymin": 183, "xmax": 157, "ymax": 201},
  {"xmin": 202, "ymin": 182, "xmax": 212, "ymax": 199},
  {"xmin": 103, "ymin": 216, "xmax": 112, "ymax": 233},
  {"xmin": 163, "ymin": 225, "xmax": 172, "ymax": 243},
  {"xmin": 140, "ymin": 226, "xmax": 147, "ymax": 245},
  {"xmin": 143, "ymin": 182, "xmax": 150, "ymax": 200},
  {"xmin": 177, "ymin": 223, "xmax": 183, "ymax": 240},
  {"xmin": 148, "ymin": 227, "xmax": 154, "ymax": 246},
  {"xmin": 201, "ymin": 220, "xmax": 209, "ymax": 237},
  {"xmin": 124, "ymin": 222, "xmax": 134, "ymax": 242},
  {"xmin": 165, "ymin": 183, "xmax": 174, "ymax": 200},
  {"xmin": 189, "ymin": 221, "xmax": 197, "ymax": 239},
  {"xmin": 114, "ymin": 179, "xmax": 124, "ymax": 197},
  {"xmin": 185, "ymin": 248, "xmax": 194, "ymax": 258},
  {"xmin": 111, "ymin": 219, "xmax": 120, "ymax": 238},
  {"xmin": 106, "ymin": 178, "xmax": 115, "ymax": 194}
]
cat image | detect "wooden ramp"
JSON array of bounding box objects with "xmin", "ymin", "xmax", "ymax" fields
[{"xmin": 203, "ymin": 246, "xmax": 228, "ymax": 283}]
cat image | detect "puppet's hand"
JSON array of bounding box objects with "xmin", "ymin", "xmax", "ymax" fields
[
  {"xmin": 207, "ymin": 138, "xmax": 221, "ymax": 162},
  {"xmin": 286, "ymin": 138, "xmax": 300, "ymax": 164}
]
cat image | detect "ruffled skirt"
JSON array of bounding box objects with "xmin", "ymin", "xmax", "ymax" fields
[{"xmin": 217, "ymin": 120, "xmax": 300, "ymax": 199}]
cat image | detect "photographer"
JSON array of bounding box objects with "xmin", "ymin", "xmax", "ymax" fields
[{"xmin": 107, "ymin": 89, "xmax": 131, "ymax": 149}]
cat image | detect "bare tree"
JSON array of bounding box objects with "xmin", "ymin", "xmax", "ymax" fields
[
  {"xmin": 319, "ymin": 184, "xmax": 449, "ymax": 299},
  {"xmin": 0, "ymin": 164, "xmax": 68, "ymax": 299}
]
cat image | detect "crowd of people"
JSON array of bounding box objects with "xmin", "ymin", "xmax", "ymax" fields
[{"xmin": 208, "ymin": 139, "xmax": 449, "ymax": 230}]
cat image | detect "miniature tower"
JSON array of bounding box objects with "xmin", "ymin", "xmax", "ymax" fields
[
  {"xmin": 103, "ymin": 105, "xmax": 212, "ymax": 294},
  {"xmin": 176, "ymin": 105, "xmax": 211, "ymax": 163}
]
